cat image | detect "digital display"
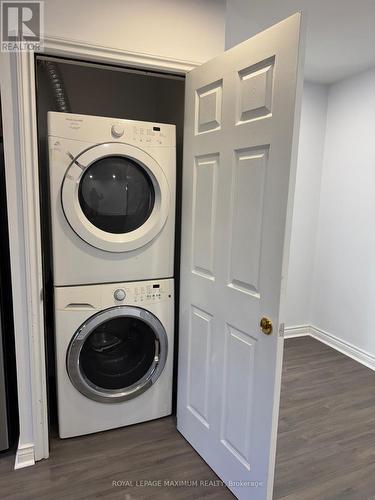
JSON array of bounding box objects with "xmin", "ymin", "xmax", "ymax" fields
[
  {"xmin": 153, "ymin": 126, "xmax": 161, "ymax": 131},
  {"xmin": 153, "ymin": 284, "xmax": 160, "ymax": 288}
]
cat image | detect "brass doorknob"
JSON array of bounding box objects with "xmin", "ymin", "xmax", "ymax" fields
[{"xmin": 260, "ymin": 317, "xmax": 273, "ymax": 335}]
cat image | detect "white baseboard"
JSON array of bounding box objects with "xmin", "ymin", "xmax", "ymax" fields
[
  {"xmin": 15, "ymin": 442, "xmax": 35, "ymax": 469},
  {"xmin": 285, "ymin": 324, "xmax": 375, "ymax": 371},
  {"xmin": 284, "ymin": 325, "xmax": 310, "ymax": 338},
  {"xmin": 309, "ymin": 325, "xmax": 375, "ymax": 371}
]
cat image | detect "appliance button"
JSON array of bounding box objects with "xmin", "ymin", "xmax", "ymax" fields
[
  {"xmin": 114, "ymin": 288, "xmax": 126, "ymax": 301},
  {"xmin": 111, "ymin": 124, "xmax": 124, "ymax": 138}
]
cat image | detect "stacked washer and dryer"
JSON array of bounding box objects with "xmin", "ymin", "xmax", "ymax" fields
[{"xmin": 48, "ymin": 112, "xmax": 176, "ymax": 438}]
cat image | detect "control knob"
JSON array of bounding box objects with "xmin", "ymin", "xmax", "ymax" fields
[
  {"xmin": 114, "ymin": 288, "xmax": 126, "ymax": 301},
  {"xmin": 111, "ymin": 124, "xmax": 124, "ymax": 138}
]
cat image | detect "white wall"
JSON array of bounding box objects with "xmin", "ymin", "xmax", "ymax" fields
[
  {"xmin": 311, "ymin": 67, "xmax": 375, "ymax": 355},
  {"xmin": 44, "ymin": 0, "xmax": 226, "ymax": 63},
  {"xmin": 285, "ymin": 82, "xmax": 327, "ymax": 327}
]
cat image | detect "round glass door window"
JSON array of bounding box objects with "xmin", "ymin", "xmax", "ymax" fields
[
  {"xmin": 67, "ymin": 307, "xmax": 168, "ymax": 403},
  {"xmin": 62, "ymin": 143, "xmax": 170, "ymax": 252},
  {"xmin": 78, "ymin": 156, "xmax": 155, "ymax": 234}
]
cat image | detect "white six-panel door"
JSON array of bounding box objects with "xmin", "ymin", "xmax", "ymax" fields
[{"xmin": 177, "ymin": 14, "xmax": 304, "ymax": 500}]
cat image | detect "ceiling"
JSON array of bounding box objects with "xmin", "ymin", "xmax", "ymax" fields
[
  {"xmin": 225, "ymin": 0, "xmax": 375, "ymax": 84},
  {"xmin": 304, "ymin": 0, "xmax": 375, "ymax": 83}
]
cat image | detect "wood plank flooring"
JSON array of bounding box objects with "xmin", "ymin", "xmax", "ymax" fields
[
  {"xmin": 274, "ymin": 336, "xmax": 375, "ymax": 500},
  {"xmin": 0, "ymin": 416, "xmax": 232, "ymax": 500},
  {"xmin": 1, "ymin": 337, "xmax": 375, "ymax": 499}
]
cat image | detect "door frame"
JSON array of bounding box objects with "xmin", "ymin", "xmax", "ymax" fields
[{"xmin": 0, "ymin": 36, "xmax": 199, "ymax": 468}]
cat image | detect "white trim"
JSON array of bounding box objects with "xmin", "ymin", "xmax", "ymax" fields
[
  {"xmin": 285, "ymin": 325, "xmax": 375, "ymax": 371},
  {"xmin": 43, "ymin": 35, "xmax": 201, "ymax": 74},
  {"xmin": 17, "ymin": 51, "xmax": 50, "ymax": 462},
  {"xmin": 284, "ymin": 324, "xmax": 310, "ymax": 338},
  {"xmin": 310, "ymin": 325, "xmax": 375, "ymax": 371},
  {"xmin": 15, "ymin": 442, "xmax": 35, "ymax": 470},
  {"xmin": 1, "ymin": 37, "xmax": 199, "ymax": 467},
  {"xmin": 0, "ymin": 49, "xmax": 49, "ymax": 466}
]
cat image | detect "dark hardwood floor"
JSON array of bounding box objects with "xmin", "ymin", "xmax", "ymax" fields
[
  {"xmin": 274, "ymin": 337, "xmax": 375, "ymax": 500},
  {"xmin": 0, "ymin": 416, "xmax": 233, "ymax": 500},
  {"xmin": 1, "ymin": 337, "xmax": 375, "ymax": 499}
]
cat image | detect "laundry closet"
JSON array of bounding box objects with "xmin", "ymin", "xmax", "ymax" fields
[{"xmin": 35, "ymin": 57, "xmax": 185, "ymax": 433}]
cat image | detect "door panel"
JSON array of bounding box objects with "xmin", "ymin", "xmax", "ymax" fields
[
  {"xmin": 237, "ymin": 57, "xmax": 274, "ymax": 123},
  {"xmin": 192, "ymin": 155, "xmax": 218, "ymax": 279},
  {"xmin": 229, "ymin": 147, "xmax": 268, "ymax": 296},
  {"xmin": 187, "ymin": 307, "xmax": 212, "ymax": 427},
  {"xmin": 178, "ymin": 13, "xmax": 304, "ymax": 499},
  {"xmin": 221, "ymin": 325, "xmax": 256, "ymax": 470}
]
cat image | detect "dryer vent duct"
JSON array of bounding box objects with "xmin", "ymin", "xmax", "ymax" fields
[{"xmin": 44, "ymin": 60, "xmax": 71, "ymax": 113}]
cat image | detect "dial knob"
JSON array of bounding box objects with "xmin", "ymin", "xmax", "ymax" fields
[
  {"xmin": 114, "ymin": 288, "xmax": 126, "ymax": 301},
  {"xmin": 111, "ymin": 124, "xmax": 124, "ymax": 138}
]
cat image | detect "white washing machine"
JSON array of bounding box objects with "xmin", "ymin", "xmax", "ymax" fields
[
  {"xmin": 48, "ymin": 112, "xmax": 176, "ymax": 286},
  {"xmin": 54, "ymin": 278, "xmax": 174, "ymax": 438}
]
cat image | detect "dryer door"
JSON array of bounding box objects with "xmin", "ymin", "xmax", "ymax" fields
[
  {"xmin": 62, "ymin": 143, "xmax": 170, "ymax": 252},
  {"xmin": 66, "ymin": 306, "xmax": 168, "ymax": 403}
]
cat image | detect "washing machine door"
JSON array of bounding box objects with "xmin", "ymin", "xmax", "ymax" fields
[
  {"xmin": 62, "ymin": 143, "xmax": 170, "ymax": 252},
  {"xmin": 66, "ymin": 306, "xmax": 168, "ymax": 403}
]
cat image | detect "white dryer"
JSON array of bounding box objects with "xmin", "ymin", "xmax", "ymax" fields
[
  {"xmin": 54, "ymin": 278, "xmax": 174, "ymax": 438},
  {"xmin": 48, "ymin": 112, "xmax": 176, "ymax": 286}
]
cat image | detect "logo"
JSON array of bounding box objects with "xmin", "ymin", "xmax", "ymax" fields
[{"xmin": 1, "ymin": 1, "xmax": 44, "ymax": 51}]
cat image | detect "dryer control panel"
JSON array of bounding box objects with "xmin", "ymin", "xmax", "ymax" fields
[
  {"xmin": 129, "ymin": 124, "xmax": 169, "ymax": 146},
  {"xmin": 110, "ymin": 122, "xmax": 169, "ymax": 146},
  {"xmin": 48, "ymin": 112, "xmax": 176, "ymax": 147}
]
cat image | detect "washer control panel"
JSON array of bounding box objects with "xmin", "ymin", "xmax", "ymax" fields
[
  {"xmin": 106, "ymin": 279, "xmax": 173, "ymax": 307},
  {"xmin": 55, "ymin": 279, "xmax": 173, "ymax": 311}
]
